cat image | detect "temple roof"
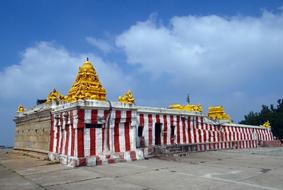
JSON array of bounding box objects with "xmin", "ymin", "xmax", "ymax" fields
[{"xmin": 65, "ymin": 58, "xmax": 106, "ymax": 102}]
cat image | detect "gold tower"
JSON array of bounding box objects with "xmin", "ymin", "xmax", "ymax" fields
[{"xmin": 65, "ymin": 58, "xmax": 106, "ymax": 102}]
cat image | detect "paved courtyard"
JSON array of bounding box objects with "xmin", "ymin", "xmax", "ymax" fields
[{"xmin": 0, "ymin": 147, "xmax": 283, "ymax": 190}]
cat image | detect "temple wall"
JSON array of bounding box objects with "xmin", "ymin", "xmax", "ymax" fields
[
  {"xmin": 14, "ymin": 109, "xmax": 51, "ymax": 152},
  {"xmin": 48, "ymin": 105, "xmax": 141, "ymax": 167},
  {"xmin": 136, "ymin": 111, "xmax": 273, "ymax": 150}
]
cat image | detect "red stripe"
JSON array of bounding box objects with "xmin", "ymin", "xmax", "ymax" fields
[
  {"xmin": 203, "ymin": 123, "xmax": 207, "ymax": 145},
  {"xmin": 193, "ymin": 117, "xmax": 197, "ymax": 144},
  {"xmin": 114, "ymin": 110, "xmax": 121, "ymax": 152},
  {"xmin": 240, "ymin": 128, "xmax": 243, "ymax": 141},
  {"xmin": 198, "ymin": 118, "xmax": 202, "ymax": 144},
  {"xmin": 77, "ymin": 109, "xmax": 85, "ymax": 158},
  {"xmin": 219, "ymin": 128, "xmax": 222, "ymax": 149},
  {"xmin": 176, "ymin": 116, "xmax": 180, "ymax": 144},
  {"xmin": 64, "ymin": 125, "xmax": 69, "ymax": 155},
  {"xmin": 182, "ymin": 117, "xmax": 187, "ymax": 144},
  {"xmin": 202, "ymin": 117, "xmax": 206, "ymax": 144},
  {"xmin": 148, "ymin": 114, "xmax": 153, "ymax": 145},
  {"xmin": 64, "ymin": 112, "xmax": 69, "ymax": 155},
  {"xmin": 70, "ymin": 111, "xmax": 75, "ymax": 157},
  {"xmin": 236, "ymin": 127, "xmax": 240, "ymax": 141},
  {"xmin": 248, "ymin": 128, "xmax": 251, "ymax": 140},
  {"xmin": 188, "ymin": 116, "xmax": 191, "ymax": 144},
  {"xmin": 139, "ymin": 114, "xmax": 144, "ymax": 126},
  {"xmin": 170, "ymin": 115, "xmax": 174, "ymax": 144},
  {"xmin": 163, "ymin": 115, "xmax": 168, "ymax": 145},
  {"xmin": 125, "ymin": 111, "xmax": 131, "ymax": 151},
  {"xmin": 231, "ymin": 126, "xmax": 234, "ymax": 142},
  {"xmin": 49, "ymin": 113, "xmax": 54, "ymax": 152},
  {"xmin": 156, "ymin": 115, "xmax": 160, "ymax": 123},
  {"xmin": 60, "ymin": 113, "xmax": 64, "ymax": 154},
  {"xmin": 90, "ymin": 110, "xmax": 98, "ymax": 156},
  {"xmin": 56, "ymin": 118, "xmax": 59, "ymax": 153}
]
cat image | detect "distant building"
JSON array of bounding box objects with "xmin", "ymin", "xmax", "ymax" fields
[{"xmin": 14, "ymin": 59, "xmax": 273, "ymax": 167}]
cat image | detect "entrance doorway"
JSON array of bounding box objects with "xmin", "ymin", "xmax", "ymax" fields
[
  {"xmin": 155, "ymin": 123, "xmax": 162, "ymax": 145},
  {"xmin": 170, "ymin": 125, "xmax": 175, "ymax": 144}
]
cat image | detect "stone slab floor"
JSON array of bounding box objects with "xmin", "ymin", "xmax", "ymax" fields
[{"xmin": 0, "ymin": 147, "xmax": 283, "ymax": 190}]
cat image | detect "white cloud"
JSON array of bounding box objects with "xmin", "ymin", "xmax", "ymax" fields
[
  {"xmin": 0, "ymin": 41, "xmax": 134, "ymax": 146},
  {"xmin": 116, "ymin": 11, "xmax": 283, "ymax": 89},
  {"xmin": 0, "ymin": 41, "xmax": 132, "ymax": 101},
  {"xmin": 86, "ymin": 37, "xmax": 113, "ymax": 53},
  {"xmin": 115, "ymin": 10, "xmax": 283, "ymax": 121}
]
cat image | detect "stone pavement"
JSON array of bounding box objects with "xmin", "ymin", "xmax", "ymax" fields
[{"xmin": 0, "ymin": 148, "xmax": 283, "ymax": 190}]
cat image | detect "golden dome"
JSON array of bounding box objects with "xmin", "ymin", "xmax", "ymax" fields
[
  {"xmin": 65, "ymin": 58, "xmax": 107, "ymax": 102},
  {"xmin": 80, "ymin": 59, "xmax": 94, "ymax": 70}
]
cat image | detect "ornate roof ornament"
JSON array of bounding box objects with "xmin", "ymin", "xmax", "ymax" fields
[
  {"xmin": 65, "ymin": 58, "xmax": 106, "ymax": 102},
  {"xmin": 208, "ymin": 106, "xmax": 231, "ymax": 121},
  {"xmin": 262, "ymin": 120, "xmax": 271, "ymax": 128},
  {"xmin": 17, "ymin": 104, "xmax": 24, "ymax": 112},
  {"xmin": 46, "ymin": 88, "xmax": 65, "ymax": 103},
  {"xmin": 118, "ymin": 90, "xmax": 135, "ymax": 104},
  {"xmin": 169, "ymin": 104, "xmax": 203, "ymax": 112}
]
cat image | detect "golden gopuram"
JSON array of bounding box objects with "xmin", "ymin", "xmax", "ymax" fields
[{"xmin": 65, "ymin": 58, "xmax": 106, "ymax": 102}]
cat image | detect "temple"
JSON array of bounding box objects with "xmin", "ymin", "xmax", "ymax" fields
[{"xmin": 14, "ymin": 59, "xmax": 274, "ymax": 167}]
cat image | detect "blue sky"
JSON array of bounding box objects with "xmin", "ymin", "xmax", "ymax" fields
[{"xmin": 1, "ymin": 0, "xmax": 283, "ymax": 146}]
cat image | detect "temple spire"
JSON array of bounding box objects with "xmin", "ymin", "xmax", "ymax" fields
[{"xmin": 65, "ymin": 59, "xmax": 106, "ymax": 102}]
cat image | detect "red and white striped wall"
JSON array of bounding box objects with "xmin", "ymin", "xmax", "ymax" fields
[
  {"xmin": 49, "ymin": 110, "xmax": 79, "ymax": 164},
  {"xmin": 137, "ymin": 112, "xmax": 273, "ymax": 150},
  {"xmin": 48, "ymin": 103, "xmax": 274, "ymax": 167},
  {"xmin": 83, "ymin": 109, "xmax": 137, "ymax": 156},
  {"xmin": 49, "ymin": 108, "xmax": 142, "ymax": 167}
]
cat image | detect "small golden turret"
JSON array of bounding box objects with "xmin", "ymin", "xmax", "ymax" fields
[
  {"xmin": 262, "ymin": 120, "xmax": 271, "ymax": 128},
  {"xmin": 169, "ymin": 104, "xmax": 202, "ymax": 112},
  {"xmin": 46, "ymin": 88, "xmax": 65, "ymax": 103},
  {"xmin": 17, "ymin": 104, "xmax": 24, "ymax": 112},
  {"xmin": 118, "ymin": 90, "xmax": 135, "ymax": 104},
  {"xmin": 208, "ymin": 106, "xmax": 231, "ymax": 121},
  {"xmin": 65, "ymin": 58, "xmax": 107, "ymax": 102}
]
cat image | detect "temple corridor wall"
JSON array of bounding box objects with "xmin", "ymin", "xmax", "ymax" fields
[
  {"xmin": 14, "ymin": 109, "xmax": 51, "ymax": 152},
  {"xmin": 136, "ymin": 112, "xmax": 273, "ymax": 150}
]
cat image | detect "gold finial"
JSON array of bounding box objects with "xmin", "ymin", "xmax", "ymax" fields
[
  {"xmin": 208, "ymin": 106, "xmax": 231, "ymax": 121},
  {"xmin": 65, "ymin": 59, "xmax": 106, "ymax": 102},
  {"xmin": 262, "ymin": 120, "xmax": 271, "ymax": 128},
  {"xmin": 17, "ymin": 104, "xmax": 24, "ymax": 112},
  {"xmin": 169, "ymin": 104, "xmax": 202, "ymax": 112},
  {"xmin": 118, "ymin": 90, "xmax": 135, "ymax": 104},
  {"xmin": 46, "ymin": 88, "xmax": 65, "ymax": 103}
]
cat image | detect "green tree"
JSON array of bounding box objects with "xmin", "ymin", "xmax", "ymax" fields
[{"xmin": 240, "ymin": 98, "xmax": 283, "ymax": 139}]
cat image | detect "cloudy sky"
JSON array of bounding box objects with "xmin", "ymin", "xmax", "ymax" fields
[{"xmin": 1, "ymin": 0, "xmax": 283, "ymax": 146}]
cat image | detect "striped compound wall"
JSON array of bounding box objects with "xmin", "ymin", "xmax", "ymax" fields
[
  {"xmin": 136, "ymin": 112, "xmax": 273, "ymax": 152},
  {"xmin": 48, "ymin": 102, "xmax": 273, "ymax": 167}
]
